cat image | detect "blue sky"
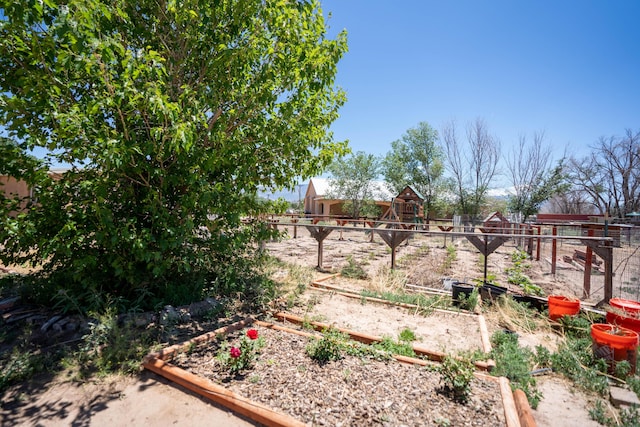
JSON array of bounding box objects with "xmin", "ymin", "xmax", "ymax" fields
[{"xmin": 320, "ymin": 0, "xmax": 640, "ymax": 165}]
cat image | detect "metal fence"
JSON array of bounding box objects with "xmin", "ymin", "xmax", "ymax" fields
[{"xmin": 537, "ymin": 225, "xmax": 640, "ymax": 302}]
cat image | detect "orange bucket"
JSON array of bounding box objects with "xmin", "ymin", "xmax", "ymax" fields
[
  {"xmin": 606, "ymin": 311, "xmax": 640, "ymax": 334},
  {"xmin": 610, "ymin": 298, "xmax": 640, "ymax": 315},
  {"xmin": 591, "ymin": 323, "xmax": 638, "ymax": 375},
  {"xmin": 547, "ymin": 295, "xmax": 580, "ymax": 321}
]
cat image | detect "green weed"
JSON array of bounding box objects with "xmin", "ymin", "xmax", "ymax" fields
[
  {"xmin": 456, "ymin": 287, "xmax": 479, "ymax": 311},
  {"xmin": 341, "ymin": 255, "xmax": 368, "ymax": 280},
  {"xmin": 490, "ymin": 330, "xmax": 542, "ymax": 408},
  {"xmin": 0, "ymin": 347, "xmax": 47, "ymax": 393},
  {"xmin": 372, "ymin": 336, "xmax": 415, "ymax": 358},
  {"xmin": 398, "ymin": 327, "xmax": 417, "ymax": 343},
  {"xmin": 359, "ymin": 289, "xmax": 448, "ymax": 314},
  {"xmin": 75, "ymin": 308, "xmax": 155, "ymax": 376},
  {"xmin": 438, "ymin": 244, "xmax": 457, "ymax": 273}
]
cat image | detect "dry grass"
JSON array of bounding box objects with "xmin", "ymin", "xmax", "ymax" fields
[
  {"xmin": 489, "ymin": 296, "xmax": 552, "ymax": 336},
  {"xmin": 366, "ymin": 266, "xmax": 407, "ymax": 294}
]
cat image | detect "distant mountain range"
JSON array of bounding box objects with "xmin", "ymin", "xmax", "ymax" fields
[{"xmin": 259, "ymin": 184, "xmax": 308, "ymax": 202}]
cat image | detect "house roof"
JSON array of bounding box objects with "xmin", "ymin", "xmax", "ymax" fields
[
  {"xmin": 306, "ymin": 177, "xmax": 394, "ymax": 201},
  {"xmin": 397, "ymin": 185, "xmax": 425, "ymax": 201},
  {"xmin": 483, "ymin": 211, "xmax": 509, "ymax": 223},
  {"xmin": 309, "ymin": 177, "xmax": 331, "ymax": 197}
]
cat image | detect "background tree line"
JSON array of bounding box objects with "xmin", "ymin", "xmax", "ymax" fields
[{"xmin": 329, "ymin": 121, "xmax": 639, "ymax": 223}]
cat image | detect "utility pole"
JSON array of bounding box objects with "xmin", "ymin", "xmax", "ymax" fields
[{"xmin": 297, "ymin": 184, "xmax": 303, "ymax": 214}]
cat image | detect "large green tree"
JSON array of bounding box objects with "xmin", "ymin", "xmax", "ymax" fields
[
  {"xmin": 382, "ymin": 122, "xmax": 445, "ymax": 219},
  {"xmin": 328, "ymin": 151, "xmax": 381, "ymax": 219},
  {"xmin": 0, "ymin": 0, "xmax": 348, "ymax": 311}
]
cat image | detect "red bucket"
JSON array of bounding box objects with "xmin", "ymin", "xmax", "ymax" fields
[{"xmin": 548, "ymin": 295, "xmax": 580, "ymax": 321}]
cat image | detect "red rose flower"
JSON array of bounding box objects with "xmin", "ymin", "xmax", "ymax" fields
[
  {"xmin": 247, "ymin": 329, "xmax": 259, "ymax": 340},
  {"xmin": 230, "ymin": 347, "xmax": 241, "ymax": 358}
]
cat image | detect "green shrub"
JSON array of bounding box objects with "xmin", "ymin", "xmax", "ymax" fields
[
  {"xmin": 490, "ymin": 330, "xmax": 542, "ymax": 408},
  {"xmin": 341, "ymin": 255, "xmax": 368, "ymax": 280},
  {"xmin": 437, "ymin": 355, "xmax": 475, "ymax": 403},
  {"xmin": 0, "ymin": 347, "xmax": 46, "ymax": 393},
  {"xmin": 306, "ymin": 329, "xmax": 347, "ymax": 363}
]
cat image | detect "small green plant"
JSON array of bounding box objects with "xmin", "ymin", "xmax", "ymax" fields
[
  {"xmin": 0, "ymin": 347, "xmax": 47, "ymax": 393},
  {"xmin": 588, "ymin": 400, "xmax": 610, "ymax": 425},
  {"xmin": 456, "ymin": 287, "xmax": 479, "ymax": 311},
  {"xmin": 341, "ymin": 255, "xmax": 368, "ymax": 279},
  {"xmin": 437, "ymin": 355, "xmax": 475, "ymax": 403},
  {"xmin": 398, "ymin": 327, "xmax": 417, "ymax": 343},
  {"xmin": 372, "ymin": 336, "xmax": 415, "ymax": 358},
  {"xmin": 438, "ymin": 245, "xmax": 457, "ymax": 273},
  {"xmin": 550, "ymin": 335, "xmax": 609, "ymax": 396},
  {"xmin": 342, "ymin": 368, "xmax": 352, "ymax": 381},
  {"xmin": 435, "ymin": 417, "xmax": 452, "ymax": 427},
  {"xmin": 614, "ymin": 360, "xmax": 632, "ymax": 379},
  {"xmin": 533, "ymin": 345, "xmax": 552, "ymax": 368},
  {"xmin": 305, "ymin": 328, "xmax": 347, "ymax": 363},
  {"xmin": 589, "ymin": 399, "xmax": 640, "ymax": 427},
  {"xmin": 505, "ymin": 250, "xmax": 543, "ymax": 296},
  {"xmin": 619, "ymin": 405, "xmax": 640, "ymax": 426},
  {"xmin": 217, "ymin": 328, "xmax": 265, "ymax": 374},
  {"xmin": 628, "ymin": 376, "xmax": 640, "ymax": 398},
  {"xmin": 472, "ymin": 273, "xmax": 499, "ymax": 287},
  {"xmin": 359, "ymin": 289, "xmax": 448, "ymax": 314}
]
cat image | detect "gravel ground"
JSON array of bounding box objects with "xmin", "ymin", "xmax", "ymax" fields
[{"xmin": 172, "ymin": 325, "xmax": 506, "ymax": 427}]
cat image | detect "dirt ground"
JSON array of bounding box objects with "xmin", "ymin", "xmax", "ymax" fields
[{"xmin": 0, "ymin": 225, "xmax": 620, "ymax": 426}]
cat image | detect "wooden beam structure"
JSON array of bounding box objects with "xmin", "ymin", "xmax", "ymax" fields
[
  {"xmin": 465, "ymin": 234, "xmax": 509, "ymax": 284},
  {"xmin": 374, "ymin": 228, "xmax": 413, "ymax": 269},
  {"xmin": 307, "ymin": 226, "xmax": 334, "ymax": 269}
]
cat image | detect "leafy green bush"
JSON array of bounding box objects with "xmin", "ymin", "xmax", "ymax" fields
[
  {"xmin": 0, "ymin": 0, "xmax": 348, "ymax": 314},
  {"xmin": 0, "ymin": 347, "xmax": 47, "ymax": 393},
  {"xmin": 75, "ymin": 309, "xmax": 155, "ymax": 376},
  {"xmin": 550, "ymin": 337, "xmax": 609, "ymax": 395},
  {"xmin": 589, "ymin": 399, "xmax": 640, "ymax": 426},
  {"xmin": 456, "ymin": 287, "xmax": 479, "ymax": 311},
  {"xmin": 306, "ymin": 329, "xmax": 347, "ymax": 363},
  {"xmin": 437, "ymin": 355, "xmax": 476, "ymax": 403},
  {"xmin": 505, "ymin": 250, "xmax": 543, "ymax": 296}
]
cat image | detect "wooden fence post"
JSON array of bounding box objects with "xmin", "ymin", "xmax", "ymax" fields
[{"xmin": 551, "ymin": 226, "xmax": 557, "ymax": 275}]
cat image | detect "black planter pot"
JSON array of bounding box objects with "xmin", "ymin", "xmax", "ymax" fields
[
  {"xmin": 512, "ymin": 294, "xmax": 548, "ymax": 311},
  {"xmin": 479, "ymin": 283, "xmax": 507, "ymax": 303},
  {"xmin": 452, "ymin": 283, "xmax": 474, "ymax": 306}
]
